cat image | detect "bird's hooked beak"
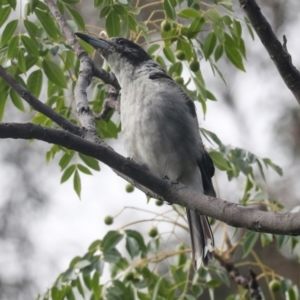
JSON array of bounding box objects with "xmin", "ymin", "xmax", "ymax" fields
[{"xmin": 75, "ymin": 32, "xmax": 112, "ymax": 54}]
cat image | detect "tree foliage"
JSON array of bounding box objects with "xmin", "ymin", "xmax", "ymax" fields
[{"xmin": 0, "ymin": 0, "xmax": 299, "ymax": 299}]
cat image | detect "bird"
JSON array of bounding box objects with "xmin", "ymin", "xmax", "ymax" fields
[{"xmin": 75, "ymin": 33, "xmax": 216, "ymax": 269}]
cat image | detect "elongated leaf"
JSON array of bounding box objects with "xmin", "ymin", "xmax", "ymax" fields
[
  {"xmin": 10, "ymin": 88, "xmax": 25, "ymax": 111},
  {"xmin": 78, "ymin": 164, "xmax": 92, "ymax": 175},
  {"xmin": 65, "ymin": 5, "xmax": 85, "ymax": 30},
  {"xmin": 178, "ymin": 8, "xmax": 202, "ymax": 19},
  {"xmin": 73, "ymin": 169, "xmax": 81, "ymax": 197},
  {"xmin": 0, "ymin": 6, "xmax": 11, "ymax": 28},
  {"xmin": 21, "ymin": 35, "xmax": 39, "ymax": 57},
  {"xmin": 105, "ymin": 11, "xmax": 120, "ymax": 37},
  {"xmin": 35, "ymin": 9, "xmax": 60, "ymax": 39},
  {"xmin": 27, "ymin": 69, "xmax": 43, "ymax": 97},
  {"xmin": 18, "ymin": 51, "xmax": 26, "ymax": 73},
  {"xmin": 243, "ymin": 231, "xmax": 259, "ymax": 257},
  {"xmin": 1, "ymin": 20, "xmax": 18, "ymax": 45},
  {"xmin": 164, "ymin": 0, "xmax": 175, "ymax": 20},
  {"xmin": 59, "ymin": 151, "xmax": 75, "ymax": 170},
  {"xmin": 61, "ymin": 0, "xmax": 80, "ymax": 3},
  {"xmin": 101, "ymin": 231, "xmax": 123, "ymax": 252},
  {"xmin": 61, "ymin": 165, "xmax": 76, "ymax": 183},
  {"xmin": 42, "ymin": 59, "xmax": 67, "ymax": 88},
  {"xmin": 0, "ymin": 79, "xmax": 9, "ymax": 121},
  {"xmin": 209, "ymin": 151, "xmax": 231, "ymax": 171},
  {"xmin": 7, "ymin": 35, "xmax": 19, "ymax": 59},
  {"xmin": 79, "ymin": 153, "xmax": 100, "ymax": 170},
  {"xmin": 202, "ymin": 32, "xmax": 217, "ymax": 60},
  {"xmin": 23, "ymin": 20, "xmax": 39, "ymax": 41}
]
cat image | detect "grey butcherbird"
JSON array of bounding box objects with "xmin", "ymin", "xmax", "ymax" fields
[{"xmin": 75, "ymin": 33, "xmax": 216, "ymax": 269}]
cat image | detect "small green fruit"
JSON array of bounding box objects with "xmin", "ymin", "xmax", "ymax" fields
[
  {"xmin": 174, "ymin": 76, "xmax": 184, "ymax": 85},
  {"xmin": 269, "ymin": 280, "xmax": 280, "ymax": 292},
  {"xmin": 155, "ymin": 199, "xmax": 164, "ymax": 206},
  {"xmin": 148, "ymin": 227, "xmax": 158, "ymax": 238},
  {"xmin": 189, "ymin": 60, "xmax": 200, "ymax": 72},
  {"xmin": 104, "ymin": 216, "xmax": 113, "ymax": 225},
  {"xmin": 161, "ymin": 20, "xmax": 172, "ymax": 32},
  {"xmin": 175, "ymin": 50, "xmax": 186, "ymax": 60},
  {"xmin": 125, "ymin": 184, "xmax": 134, "ymax": 193}
]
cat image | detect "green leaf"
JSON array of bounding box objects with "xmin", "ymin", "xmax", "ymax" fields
[
  {"xmin": 91, "ymin": 272, "xmax": 101, "ymax": 298},
  {"xmin": 113, "ymin": 4, "xmax": 126, "ymax": 15},
  {"xmin": 200, "ymin": 128, "xmax": 223, "ymax": 147},
  {"xmin": 25, "ymin": 55, "xmax": 38, "ymax": 71},
  {"xmin": 7, "ymin": 36, "xmax": 19, "ymax": 58},
  {"xmin": 125, "ymin": 237, "xmax": 139, "ymax": 259},
  {"xmin": 147, "ymin": 44, "xmax": 160, "ymax": 56},
  {"xmin": 61, "ymin": 0, "xmax": 80, "ymax": 3},
  {"xmin": 202, "ymin": 32, "xmax": 217, "ymax": 60},
  {"xmin": 21, "ymin": 35, "xmax": 39, "ymax": 57},
  {"xmin": 35, "ymin": 9, "xmax": 60, "ymax": 39},
  {"xmin": 0, "ymin": 6, "xmax": 11, "ymax": 28},
  {"xmin": 103, "ymin": 248, "xmax": 122, "ymax": 263},
  {"xmin": 214, "ymin": 44, "xmax": 223, "ymax": 61},
  {"xmin": 262, "ymin": 158, "xmax": 283, "ymax": 176},
  {"xmin": 61, "ymin": 165, "xmax": 76, "ymax": 183},
  {"xmin": 23, "ymin": 20, "xmax": 39, "ymax": 41},
  {"xmin": 209, "ymin": 151, "xmax": 231, "ymax": 171},
  {"xmin": 74, "ymin": 277, "xmax": 85, "ymax": 299},
  {"xmin": 125, "ymin": 230, "xmax": 147, "ymax": 253},
  {"xmin": 178, "ymin": 8, "xmax": 202, "ymax": 19},
  {"xmin": 243, "ymin": 231, "xmax": 259, "ymax": 257},
  {"xmin": 59, "ymin": 152, "xmax": 75, "ymax": 170},
  {"xmin": 73, "ymin": 169, "xmax": 81, "ymax": 197},
  {"xmin": 10, "ymin": 88, "xmax": 25, "ymax": 111},
  {"xmin": 105, "ymin": 11, "xmax": 120, "ymax": 37},
  {"xmin": 101, "ymin": 230, "xmax": 123, "ymax": 252},
  {"xmin": 1, "ymin": 20, "xmax": 18, "ymax": 45},
  {"xmin": 169, "ymin": 62, "xmax": 183, "ymax": 76},
  {"xmin": 79, "ymin": 153, "xmax": 100, "ymax": 171},
  {"xmin": 206, "ymin": 279, "xmax": 222, "ymax": 288},
  {"xmin": 18, "ymin": 51, "xmax": 26, "ymax": 73},
  {"xmin": 8, "ymin": 0, "xmax": 17, "ymax": 9},
  {"xmin": 0, "ymin": 79, "xmax": 9, "ymax": 121},
  {"xmin": 99, "ymin": 5, "xmax": 111, "ymax": 18},
  {"xmin": 78, "ymin": 164, "xmax": 93, "ymax": 175},
  {"xmin": 206, "ymin": 8, "xmax": 221, "ymax": 23},
  {"xmin": 163, "ymin": 46, "xmax": 175, "ymax": 63},
  {"xmin": 151, "ymin": 277, "xmax": 163, "ymax": 300},
  {"xmin": 188, "ymin": 17, "xmax": 205, "ymax": 39},
  {"xmin": 261, "ymin": 233, "xmax": 273, "ymax": 247},
  {"xmin": 27, "ymin": 69, "xmax": 43, "ymax": 97},
  {"xmin": 65, "ymin": 5, "xmax": 85, "ymax": 30},
  {"xmin": 164, "ymin": 0, "xmax": 176, "ymax": 20},
  {"xmin": 224, "ymin": 34, "xmax": 245, "ymax": 71},
  {"xmin": 42, "ymin": 59, "xmax": 67, "ymax": 88}
]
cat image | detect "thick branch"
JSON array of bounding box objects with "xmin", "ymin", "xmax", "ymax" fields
[
  {"xmin": 0, "ymin": 65, "xmax": 81, "ymax": 135},
  {"xmin": 239, "ymin": 0, "xmax": 300, "ymax": 104},
  {"xmin": 1, "ymin": 122, "xmax": 300, "ymax": 236}
]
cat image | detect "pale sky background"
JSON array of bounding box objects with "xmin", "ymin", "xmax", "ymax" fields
[{"xmin": 0, "ymin": 0, "xmax": 300, "ymax": 297}]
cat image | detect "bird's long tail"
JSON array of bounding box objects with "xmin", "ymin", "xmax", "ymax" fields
[{"xmin": 186, "ymin": 208, "xmax": 214, "ymax": 270}]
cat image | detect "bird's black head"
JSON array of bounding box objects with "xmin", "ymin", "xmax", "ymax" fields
[
  {"xmin": 112, "ymin": 37, "xmax": 151, "ymax": 66},
  {"xmin": 75, "ymin": 33, "xmax": 151, "ymax": 67}
]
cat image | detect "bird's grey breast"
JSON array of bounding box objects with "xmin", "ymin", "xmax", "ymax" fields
[{"xmin": 120, "ymin": 74, "xmax": 202, "ymax": 181}]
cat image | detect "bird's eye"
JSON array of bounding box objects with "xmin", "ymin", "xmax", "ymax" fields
[{"xmin": 117, "ymin": 39, "xmax": 125, "ymax": 46}]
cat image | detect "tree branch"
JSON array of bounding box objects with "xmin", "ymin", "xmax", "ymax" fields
[
  {"xmin": 0, "ymin": 65, "xmax": 81, "ymax": 136},
  {"xmin": 239, "ymin": 0, "xmax": 300, "ymax": 104},
  {"xmin": 1, "ymin": 122, "xmax": 300, "ymax": 236},
  {"xmin": 44, "ymin": 0, "xmax": 119, "ymax": 89}
]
